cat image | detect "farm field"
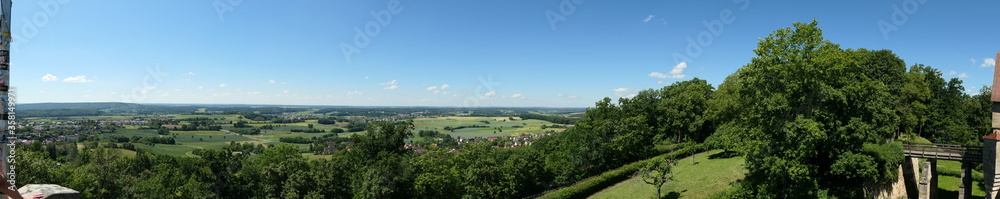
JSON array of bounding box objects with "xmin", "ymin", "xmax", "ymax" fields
[
  {"xmin": 412, "ymin": 116, "xmax": 566, "ymax": 139},
  {"xmin": 101, "ymin": 128, "xmax": 272, "ymax": 157},
  {"xmin": 61, "ymin": 114, "xmax": 573, "ymax": 157},
  {"xmin": 589, "ymin": 150, "xmax": 746, "ymax": 199}
]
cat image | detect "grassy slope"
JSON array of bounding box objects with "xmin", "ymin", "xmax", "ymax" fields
[{"xmin": 589, "ymin": 150, "xmax": 746, "ymax": 199}]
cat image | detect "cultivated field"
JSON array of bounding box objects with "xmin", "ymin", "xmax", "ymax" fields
[{"xmin": 412, "ymin": 116, "xmax": 566, "ymax": 139}]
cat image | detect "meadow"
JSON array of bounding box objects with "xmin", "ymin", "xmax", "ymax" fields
[{"xmin": 589, "ymin": 150, "xmax": 746, "ymax": 199}]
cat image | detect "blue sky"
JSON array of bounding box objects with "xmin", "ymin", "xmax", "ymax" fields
[{"xmin": 12, "ymin": 0, "xmax": 1000, "ymax": 107}]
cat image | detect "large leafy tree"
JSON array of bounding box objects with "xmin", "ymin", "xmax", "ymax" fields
[{"xmin": 713, "ymin": 20, "xmax": 904, "ymax": 198}]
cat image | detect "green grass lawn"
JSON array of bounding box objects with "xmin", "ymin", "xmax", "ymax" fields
[
  {"xmin": 590, "ymin": 150, "xmax": 746, "ymax": 199},
  {"xmin": 936, "ymin": 160, "xmax": 986, "ymax": 198}
]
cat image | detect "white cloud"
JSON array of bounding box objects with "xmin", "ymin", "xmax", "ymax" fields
[
  {"xmin": 364, "ymin": 76, "xmax": 370, "ymax": 79},
  {"xmin": 669, "ymin": 62, "xmax": 688, "ymax": 77},
  {"xmin": 197, "ymin": 86, "xmax": 204, "ymax": 89},
  {"xmin": 268, "ymin": 80, "xmax": 276, "ymax": 84},
  {"xmin": 648, "ymin": 62, "xmax": 688, "ymax": 79},
  {"xmin": 281, "ymin": 82, "xmax": 288, "ymax": 85},
  {"xmin": 614, "ymin": 88, "xmax": 636, "ymax": 98},
  {"xmin": 378, "ymin": 80, "xmax": 399, "ymax": 89},
  {"xmin": 441, "ymin": 91, "xmax": 450, "ymax": 95},
  {"xmin": 971, "ymin": 58, "xmax": 978, "ymax": 65},
  {"xmin": 433, "ymin": 90, "xmax": 441, "ymax": 94},
  {"xmin": 426, "ymin": 86, "xmax": 438, "ymax": 90},
  {"xmin": 983, "ymin": 58, "xmax": 996, "ymax": 68},
  {"xmin": 557, "ymin": 93, "xmax": 564, "ymax": 97},
  {"xmin": 347, "ymin": 91, "xmax": 363, "ymax": 95},
  {"xmin": 219, "ymin": 83, "xmax": 227, "ymax": 87},
  {"xmin": 378, "ymin": 80, "xmax": 397, "ymax": 85},
  {"xmin": 188, "ymin": 72, "xmax": 196, "ymax": 76},
  {"xmin": 948, "ymin": 71, "xmax": 970, "ymax": 78},
  {"xmin": 567, "ymin": 95, "xmax": 578, "ymax": 99},
  {"xmin": 63, "ymin": 75, "xmax": 93, "ymax": 83},
  {"xmin": 485, "ymin": 91, "xmax": 497, "ymax": 96},
  {"xmin": 648, "ymin": 72, "xmax": 668, "ymax": 78},
  {"xmin": 42, "ymin": 74, "xmax": 57, "ymax": 82},
  {"xmin": 440, "ymin": 84, "xmax": 450, "ymax": 89},
  {"xmin": 643, "ymin": 15, "xmax": 653, "ymax": 23},
  {"xmin": 510, "ymin": 93, "xmax": 524, "ymax": 99}
]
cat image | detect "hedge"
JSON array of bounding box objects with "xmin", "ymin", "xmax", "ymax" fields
[{"xmin": 537, "ymin": 143, "xmax": 707, "ymax": 199}]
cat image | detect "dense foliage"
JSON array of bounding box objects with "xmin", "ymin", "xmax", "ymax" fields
[{"xmin": 706, "ymin": 20, "xmax": 985, "ymax": 198}]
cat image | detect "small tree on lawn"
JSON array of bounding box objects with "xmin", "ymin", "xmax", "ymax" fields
[{"xmin": 639, "ymin": 158, "xmax": 674, "ymax": 199}]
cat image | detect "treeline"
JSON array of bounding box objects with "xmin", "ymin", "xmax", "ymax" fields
[
  {"xmin": 212, "ymin": 107, "xmax": 308, "ymax": 115},
  {"xmin": 317, "ymin": 117, "xmax": 345, "ymax": 124},
  {"xmin": 518, "ymin": 114, "xmax": 580, "ymax": 124},
  {"xmin": 21, "ymin": 109, "xmax": 102, "ymax": 117},
  {"xmin": 105, "ymin": 135, "xmax": 176, "ymax": 145},
  {"xmin": 289, "ymin": 128, "xmax": 324, "ymax": 133},
  {"xmin": 229, "ymin": 128, "xmax": 261, "ymax": 135},
  {"xmin": 344, "ymin": 122, "xmax": 368, "ymax": 132},
  {"xmin": 442, "ymin": 125, "xmax": 488, "ymax": 131}
]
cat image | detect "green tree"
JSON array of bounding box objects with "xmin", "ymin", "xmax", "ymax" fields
[
  {"xmin": 640, "ymin": 158, "xmax": 674, "ymax": 199},
  {"xmin": 714, "ymin": 20, "xmax": 903, "ymax": 198}
]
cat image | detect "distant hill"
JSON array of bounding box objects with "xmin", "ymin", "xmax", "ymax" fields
[
  {"xmin": 20, "ymin": 102, "xmax": 140, "ymax": 110},
  {"xmin": 19, "ymin": 102, "xmax": 200, "ymax": 116}
]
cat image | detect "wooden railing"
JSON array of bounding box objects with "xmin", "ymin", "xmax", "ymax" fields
[{"xmin": 903, "ymin": 142, "xmax": 983, "ymax": 162}]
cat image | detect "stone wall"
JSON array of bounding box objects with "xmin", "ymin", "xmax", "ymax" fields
[{"xmin": 866, "ymin": 165, "xmax": 910, "ymax": 199}]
